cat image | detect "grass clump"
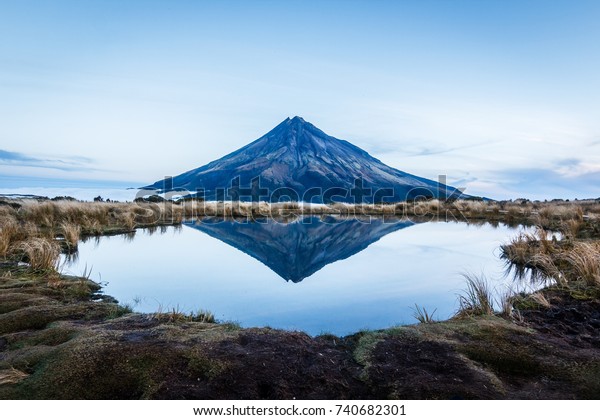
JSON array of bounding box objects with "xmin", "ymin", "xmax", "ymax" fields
[
  {"xmin": 59, "ymin": 222, "xmax": 80, "ymax": 249},
  {"xmin": 106, "ymin": 303, "xmax": 134, "ymax": 320},
  {"xmin": 563, "ymin": 242, "xmax": 600, "ymax": 287},
  {"xmin": 502, "ymin": 229, "xmax": 599, "ymax": 289},
  {"xmin": 0, "ymin": 218, "xmax": 19, "ymax": 256},
  {"xmin": 12, "ymin": 238, "xmax": 60, "ymax": 272},
  {"xmin": 0, "ymin": 368, "xmax": 29, "ymax": 385},
  {"xmin": 455, "ymin": 273, "xmax": 495, "ymax": 318},
  {"xmin": 190, "ymin": 309, "xmax": 216, "ymax": 323},
  {"xmin": 412, "ymin": 304, "xmax": 437, "ymax": 323},
  {"xmin": 149, "ymin": 306, "xmax": 217, "ymax": 324}
]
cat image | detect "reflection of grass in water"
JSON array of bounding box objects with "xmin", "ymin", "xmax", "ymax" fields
[{"xmin": 502, "ymin": 229, "xmax": 600, "ymax": 288}]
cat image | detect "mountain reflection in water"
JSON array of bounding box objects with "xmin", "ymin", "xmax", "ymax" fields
[
  {"xmin": 62, "ymin": 218, "xmax": 527, "ymax": 335},
  {"xmin": 184, "ymin": 216, "xmax": 415, "ymax": 282}
]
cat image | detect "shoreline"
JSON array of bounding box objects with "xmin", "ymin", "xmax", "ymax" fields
[{"xmin": 1, "ymin": 198, "xmax": 599, "ymax": 398}]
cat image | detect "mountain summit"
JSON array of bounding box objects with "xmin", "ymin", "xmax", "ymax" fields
[{"xmin": 145, "ymin": 116, "xmax": 467, "ymax": 202}]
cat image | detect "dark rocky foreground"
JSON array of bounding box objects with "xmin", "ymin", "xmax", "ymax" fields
[{"xmin": 1, "ymin": 263, "xmax": 599, "ymax": 399}]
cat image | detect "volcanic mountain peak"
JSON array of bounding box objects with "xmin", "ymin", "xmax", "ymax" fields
[{"xmin": 145, "ymin": 117, "xmax": 469, "ymax": 202}]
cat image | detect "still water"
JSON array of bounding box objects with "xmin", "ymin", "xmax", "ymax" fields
[{"xmin": 61, "ymin": 217, "xmax": 528, "ymax": 336}]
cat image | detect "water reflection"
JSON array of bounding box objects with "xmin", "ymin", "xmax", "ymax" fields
[
  {"xmin": 185, "ymin": 216, "xmax": 415, "ymax": 282},
  {"xmin": 61, "ymin": 218, "xmax": 530, "ymax": 335}
]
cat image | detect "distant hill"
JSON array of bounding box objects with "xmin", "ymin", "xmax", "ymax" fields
[{"xmin": 145, "ymin": 116, "xmax": 468, "ymax": 202}]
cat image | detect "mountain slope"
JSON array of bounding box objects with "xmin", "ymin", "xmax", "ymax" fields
[{"xmin": 145, "ymin": 116, "xmax": 467, "ymax": 202}]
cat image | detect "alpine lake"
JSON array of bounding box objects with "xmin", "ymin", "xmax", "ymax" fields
[{"xmin": 60, "ymin": 215, "xmax": 535, "ymax": 336}]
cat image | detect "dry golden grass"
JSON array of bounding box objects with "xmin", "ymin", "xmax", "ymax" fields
[
  {"xmin": 0, "ymin": 217, "xmax": 19, "ymax": 256},
  {"xmin": 60, "ymin": 222, "xmax": 81, "ymax": 248},
  {"xmin": 0, "ymin": 368, "xmax": 29, "ymax": 385},
  {"xmin": 528, "ymin": 253, "xmax": 565, "ymax": 285},
  {"xmin": 9, "ymin": 197, "xmax": 600, "ymax": 232},
  {"xmin": 12, "ymin": 237, "xmax": 60, "ymax": 271},
  {"xmin": 530, "ymin": 292, "xmax": 551, "ymax": 308},
  {"xmin": 502, "ymin": 219, "xmax": 600, "ymax": 289},
  {"xmin": 501, "ymin": 232, "xmax": 535, "ymax": 266},
  {"xmin": 562, "ymin": 242, "xmax": 600, "ymax": 287},
  {"xmin": 455, "ymin": 273, "xmax": 495, "ymax": 318},
  {"xmin": 498, "ymin": 288, "xmax": 516, "ymax": 318},
  {"xmin": 2, "ymin": 197, "xmax": 599, "ymax": 285},
  {"xmin": 116, "ymin": 211, "xmax": 136, "ymax": 231},
  {"xmin": 562, "ymin": 219, "xmax": 583, "ymax": 239}
]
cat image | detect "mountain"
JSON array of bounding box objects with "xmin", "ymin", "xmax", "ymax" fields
[
  {"xmin": 145, "ymin": 116, "xmax": 467, "ymax": 203},
  {"xmin": 184, "ymin": 216, "xmax": 416, "ymax": 282}
]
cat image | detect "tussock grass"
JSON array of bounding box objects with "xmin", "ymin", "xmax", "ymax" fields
[
  {"xmin": 149, "ymin": 305, "xmax": 217, "ymax": 323},
  {"xmin": 502, "ymin": 221, "xmax": 600, "ymax": 289},
  {"xmin": 60, "ymin": 222, "xmax": 81, "ymax": 248},
  {"xmin": 412, "ymin": 304, "xmax": 437, "ymax": 323},
  {"xmin": 191, "ymin": 309, "xmax": 216, "ymax": 323},
  {"xmin": 530, "ymin": 292, "xmax": 551, "ymax": 308},
  {"xmin": 5, "ymin": 197, "xmax": 600, "ymax": 232},
  {"xmin": 13, "ymin": 238, "xmax": 60, "ymax": 271},
  {"xmin": 528, "ymin": 253, "xmax": 565, "ymax": 285},
  {"xmin": 563, "ymin": 242, "xmax": 600, "ymax": 287},
  {"xmin": 0, "ymin": 217, "xmax": 19, "ymax": 256},
  {"xmin": 563, "ymin": 219, "xmax": 583, "ymax": 239},
  {"xmin": 497, "ymin": 287, "xmax": 519, "ymax": 318},
  {"xmin": 116, "ymin": 211, "xmax": 136, "ymax": 231},
  {"xmin": 455, "ymin": 273, "xmax": 495, "ymax": 318}
]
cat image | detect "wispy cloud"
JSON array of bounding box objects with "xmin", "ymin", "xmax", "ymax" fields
[
  {"xmin": 553, "ymin": 158, "xmax": 600, "ymax": 178},
  {"xmin": 490, "ymin": 166, "xmax": 600, "ymax": 199},
  {"xmin": 406, "ymin": 141, "xmax": 499, "ymax": 157},
  {"xmin": 0, "ymin": 149, "xmax": 96, "ymax": 172},
  {"xmin": 588, "ymin": 139, "xmax": 600, "ymax": 147}
]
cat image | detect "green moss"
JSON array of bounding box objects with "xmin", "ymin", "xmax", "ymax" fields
[
  {"xmin": 0, "ymin": 303, "xmax": 112, "ymax": 334},
  {"xmin": 574, "ymin": 362, "xmax": 600, "ymax": 398},
  {"xmin": 568, "ymin": 287, "xmax": 600, "ymax": 300},
  {"xmin": 513, "ymin": 295, "xmax": 546, "ymax": 311},
  {"xmin": 187, "ymin": 350, "xmax": 229, "ymax": 380},
  {"xmin": 0, "ymin": 293, "xmax": 51, "ymax": 314},
  {"xmin": 458, "ymin": 326, "xmax": 544, "ymax": 377},
  {"xmin": 8, "ymin": 338, "xmax": 183, "ymax": 399},
  {"xmin": 104, "ymin": 303, "xmax": 133, "ymax": 320},
  {"xmin": 8, "ymin": 325, "xmax": 76, "ymax": 350},
  {"xmin": 221, "ymin": 321, "xmax": 241, "ymax": 331},
  {"xmin": 352, "ymin": 331, "xmax": 384, "ymax": 367}
]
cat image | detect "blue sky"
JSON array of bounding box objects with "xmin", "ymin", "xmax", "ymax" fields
[{"xmin": 1, "ymin": 0, "xmax": 599, "ymax": 200}]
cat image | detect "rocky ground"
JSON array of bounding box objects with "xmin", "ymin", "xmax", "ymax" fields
[{"xmin": 1, "ymin": 261, "xmax": 599, "ymax": 399}]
